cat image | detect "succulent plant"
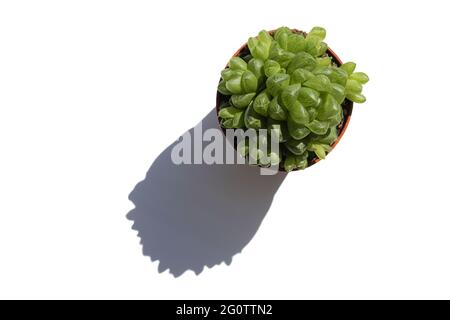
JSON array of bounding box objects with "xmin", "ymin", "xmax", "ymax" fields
[{"xmin": 217, "ymin": 26, "xmax": 369, "ymax": 172}]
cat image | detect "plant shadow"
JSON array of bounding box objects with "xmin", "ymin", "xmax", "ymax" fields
[{"xmin": 127, "ymin": 109, "xmax": 287, "ymax": 277}]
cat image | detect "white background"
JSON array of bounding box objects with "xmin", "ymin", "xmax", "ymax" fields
[{"xmin": 1, "ymin": 0, "xmax": 449, "ymax": 299}]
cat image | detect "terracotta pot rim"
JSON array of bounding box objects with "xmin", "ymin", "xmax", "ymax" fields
[{"xmin": 215, "ymin": 28, "xmax": 353, "ymax": 172}]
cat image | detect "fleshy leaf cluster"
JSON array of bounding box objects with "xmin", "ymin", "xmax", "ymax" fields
[{"xmin": 218, "ymin": 27, "xmax": 369, "ymax": 171}]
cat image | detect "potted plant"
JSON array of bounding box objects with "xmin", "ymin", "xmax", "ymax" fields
[{"xmin": 216, "ymin": 26, "xmax": 369, "ymax": 172}]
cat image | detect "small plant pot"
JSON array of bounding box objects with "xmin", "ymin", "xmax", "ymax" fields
[{"xmin": 216, "ymin": 29, "xmax": 353, "ymax": 172}]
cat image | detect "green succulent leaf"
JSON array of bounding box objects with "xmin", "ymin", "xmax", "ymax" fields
[
  {"xmin": 274, "ymin": 27, "xmax": 293, "ymax": 51},
  {"xmin": 232, "ymin": 111, "xmax": 245, "ymax": 128},
  {"xmin": 346, "ymin": 92, "xmax": 366, "ymax": 104},
  {"xmin": 268, "ymin": 151, "xmax": 282, "ymax": 166},
  {"xmin": 269, "ymin": 42, "xmax": 283, "ymax": 58},
  {"xmin": 229, "ymin": 57, "xmax": 247, "ymax": 71},
  {"xmin": 218, "ymin": 80, "xmax": 232, "ymax": 95},
  {"xmin": 345, "ymin": 79, "xmax": 363, "ymax": 94},
  {"xmin": 328, "ymin": 108, "xmax": 343, "ymax": 127},
  {"xmin": 231, "ymin": 92, "xmax": 256, "ymax": 109},
  {"xmin": 340, "ymin": 62, "xmax": 356, "ymax": 75},
  {"xmin": 316, "ymin": 127, "xmax": 338, "ymax": 145},
  {"xmin": 264, "ymin": 60, "xmax": 281, "ymax": 77},
  {"xmin": 305, "ymin": 35, "xmax": 321, "ymax": 56},
  {"xmin": 248, "ymin": 30, "xmax": 272, "ymax": 61},
  {"xmin": 221, "ymin": 68, "xmax": 235, "ymax": 81},
  {"xmin": 308, "ymin": 143, "xmax": 332, "ymax": 160},
  {"xmin": 247, "ymin": 58, "xmax": 265, "ymax": 83},
  {"xmin": 277, "ymin": 33, "xmax": 288, "ymax": 50},
  {"xmin": 285, "ymin": 139, "xmax": 307, "ymax": 155},
  {"xmin": 329, "ymin": 67, "xmax": 348, "ymax": 87},
  {"xmin": 268, "ymin": 96, "xmax": 288, "ymax": 120},
  {"xmin": 219, "ymin": 106, "xmax": 241, "ymax": 119},
  {"xmin": 268, "ymin": 119, "xmax": 288, "ymax": 143},
  {"xmin": 274, "ymin": 27, "xmax": 293, "ymax": 41},
  {"xmin": 266, "ymin": 73, "xmax": 290, "ymax": 96},
  {"xmin": 298, "ymin": 87, "xmax": 321, "ymax": 107},
  {"xmin": 316, "ymin": 42, "xmax": 328, "ymax": 56},
  {"xmin": 287, "ymin": 52, "xmax": 317, "ymax": 73},
  {"xmin": 312, "ymin": 66, "xmax": 333, "ymax": 77},
  {"xmin": 288, "ymin": 101, "xmax": 310, "ymax": 125},
  {"xmin": 259, "ymin": 30, "xmax": 273, "ymax": 44},
  {"xmin": 287, "ymin": 34, "xmax": 306, "ymax": 53},
  {"xmin": 350, "ymin": 72, "xmax": 369, "ymax": 84},
  {"xmin": 221, "ymin": 118, "xmax": 234, "ymax": 128},
  {"xmin": 307, "ymin": 106, "xmax": 318, "ymax": 121},
  {"xmin": 290, "ymin": 68, "xmax": 314, "ymax": 85},
  {"xmin": 287, "ymin": 117, "xmax": 311, "ymax": 140},
  {"xmin": 253, "ymin": 90, "xmax": 271, "ymax": 116},
  {"xmin": 284, "ymin": 152, "xmax": 308, "ymax": 172},
  {"xmin": 303, "ymin": 74, "xmax": 331, "ymax": 92},
  {"xmin": 295, "ymin": 158, "xmax": 308, "ymax": 170},
  {"xmin": 309, "ymin": 26, "xmax": 326, "ymax": 41},
  {"xmin": 306, "ymin": 119, "xmax": 330, "ymax": 135},
  {"xmin": 316, "ymin": 57, "xmax": 332, "ymax": 67},
  {"xmin": 244, "ymin": 103, "xmax": 266, "ymax": 129},
  {"xmin": 272, "ymin": 49, "xmax": 295, "ymax": 68},
  {"xmin": 280, "ymin": 84, "xmax": 302, "ymax": 110},
  {"xmin": 317, "ymin": 94, "xmax": 340, "ymax": 120},
  {"xmin": 309, "ymin": 145, "xmax": 325, "ymax": 159},
  {"xmin": 225, "ymin": 75, "xmax": 243, "ymax": 94},
  {"xmin": 242, "ymin": 70, "xmax": 258, "ymax": 93},
  {"xmin": 328, "ymin": 83, "xmax": 346, "ymax": 104},
  {"xmin": 284, "ymin": 154, "xmax": 297, "ymax": 172}
]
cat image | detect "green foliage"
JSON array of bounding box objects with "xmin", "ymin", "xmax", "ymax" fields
[{"xmin": 218, "ymin": 26, "xmax": 369, "ymax": 171}]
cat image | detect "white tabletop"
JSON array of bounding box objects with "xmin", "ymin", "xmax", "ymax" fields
[{"xmin": 1, "ymin": 0, "xmax": 449, "ymax": 299}]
